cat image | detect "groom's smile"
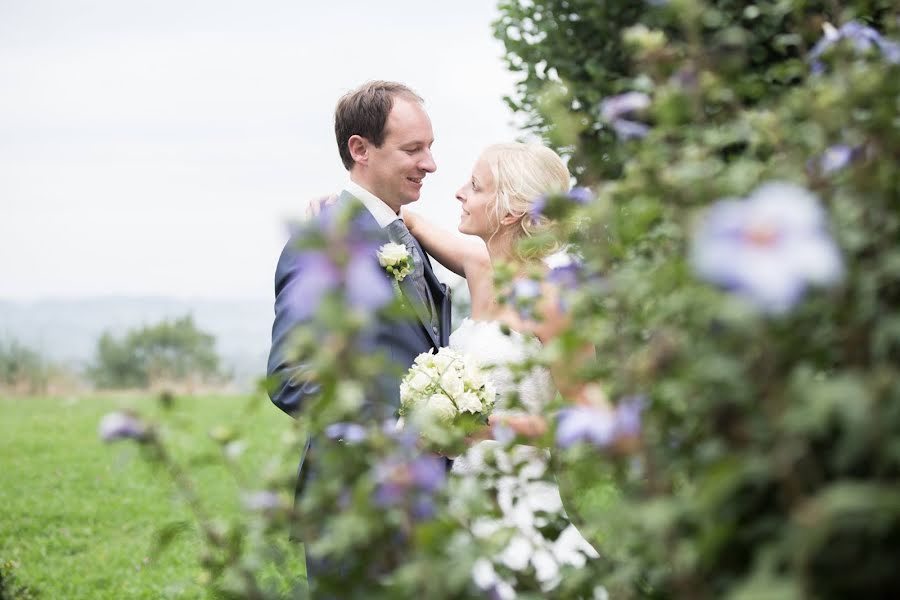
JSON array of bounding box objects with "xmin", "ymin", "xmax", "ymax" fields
[{"xmin": 359, "ymin": 97, "xmax": 436, "ymax": 212}]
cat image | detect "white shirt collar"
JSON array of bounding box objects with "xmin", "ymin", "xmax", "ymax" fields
[{"xmin": 344, "ymin": 180, "xmax": 400, "ymax": 229}]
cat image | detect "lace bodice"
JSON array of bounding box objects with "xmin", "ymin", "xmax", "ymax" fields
[{"xmin": 448, "ymin": 318, "xmax": 556, "ymax": 416}]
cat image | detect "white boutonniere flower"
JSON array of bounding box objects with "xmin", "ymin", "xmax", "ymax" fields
[{"xmin": 378, "ymin": 242, "xmax": 413, "ymax": 282}]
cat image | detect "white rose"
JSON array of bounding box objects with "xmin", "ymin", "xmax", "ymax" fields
[
  {"xmin": 464, "ymin": 362, "xmax": 486, "ymax": 388},
  {"xmin": 482, "ymin": 382, "xmax": 497, "ymax": 409},
  {"xmin": 440, "ymin": 370, "xmax": 465, "ymax": 398},
  {"xmin": 413, "ymin": 350, "xmax": 434, "ymax": 367},
  {"xmin": 421, "ymin": 393, "xmax": 457, "ymax": 423},
  {"xmin": 400, "ymin": 381, "xmax": 413, "ymax": 406},
  {"xmin": 408, "ymin": 370, "xmax": 432, "ymax": 393},
  {"xmin": 377, "ymin": 242, "xmax": 409, "ymax": 267},
  {"xmin": 431, "ymin": 348, "xmax": 459, "ymax": 371},
  {"xmin": 456, "ymin": 391, "xmax": 483, "ymax": 414}
]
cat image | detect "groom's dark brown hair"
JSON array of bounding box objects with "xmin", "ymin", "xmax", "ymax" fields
[{"xmin": 334, "ymin": 80, "xmax": 424, "ymax": 171}]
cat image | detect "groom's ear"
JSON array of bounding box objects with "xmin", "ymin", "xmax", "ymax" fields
[{"xmin": 348, "ymin": 135, "xmax": 369, "ymax": 166}]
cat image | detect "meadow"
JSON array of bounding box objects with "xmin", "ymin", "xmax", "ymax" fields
[
  {"xmin": 0, "ymin": 394, "xmax": 621, "ymax": 599},
  {"xmin": 0, "ymin": 394, "xmax": 296, "ymax": 599}
]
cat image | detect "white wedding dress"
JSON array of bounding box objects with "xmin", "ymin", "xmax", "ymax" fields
[{"xmin": 449, "ymin": 318, "xmax": 598, "ymax": 598}]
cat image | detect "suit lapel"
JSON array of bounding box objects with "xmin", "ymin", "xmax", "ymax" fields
[{"xmin": 340, "ymin": 191, "xmax": 442, "ymax": 348}]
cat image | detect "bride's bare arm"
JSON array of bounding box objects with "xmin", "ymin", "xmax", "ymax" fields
[{"xmin": 402, "ymin": 207, "xmax": 489, "ymax": 279}]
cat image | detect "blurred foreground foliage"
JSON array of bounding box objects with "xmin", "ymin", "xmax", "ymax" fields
[{"xmin": 496, "ymin": 0, "xmax": 900, "ymax": 597}]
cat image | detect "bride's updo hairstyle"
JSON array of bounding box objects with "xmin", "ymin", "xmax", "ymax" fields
[{"xmin": 481, "ymin": 142, "xmax": 570, "ymax": 260}]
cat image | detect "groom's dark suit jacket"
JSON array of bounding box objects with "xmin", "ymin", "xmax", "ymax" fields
[{"xmin": 266, "ymin": 191, "xmax": 451, "ymax": 489}]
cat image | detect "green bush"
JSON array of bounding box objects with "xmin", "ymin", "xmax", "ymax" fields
[
  {"xmin": 89, "ymin": 314, "xmax": 223, "ymax": 389},
  {"xmin": 0, "ymin": 340, "xmax": 47, "ymax": 394},
  {"xmin": 496, "ymin": 0, "xmax": 900, "ymax": 597}
]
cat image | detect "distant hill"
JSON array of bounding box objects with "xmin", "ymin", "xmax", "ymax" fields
[{"xmin": 0, "ymin": 296, "xmax": 273, "ymax": 390}]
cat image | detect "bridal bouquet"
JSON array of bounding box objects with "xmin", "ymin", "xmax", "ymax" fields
[{"xmin": 399, "ymin": 348, "xmax": 497, "ymax": 446}]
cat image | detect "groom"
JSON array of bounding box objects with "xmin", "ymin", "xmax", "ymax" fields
[{"xmin": 266, "ymin": 80, "xmax": 451, "ymax": 587}]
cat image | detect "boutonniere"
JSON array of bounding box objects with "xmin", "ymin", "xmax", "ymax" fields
[{"xmin": 377, "ymin": 242, "xmax": 413, "ymax": 282}]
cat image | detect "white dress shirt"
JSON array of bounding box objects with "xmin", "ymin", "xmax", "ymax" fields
[{"xmin": 344, "ymin": 180, "xmax": 400, "ymax": 229}]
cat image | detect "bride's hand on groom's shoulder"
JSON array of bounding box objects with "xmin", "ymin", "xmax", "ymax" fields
[
  {"xmin": 399, "ymin": 206, "xmax": 420, "ymax": 231},
  {"xmin": 305, "ymin": 193, "xmax": 339, "ymax": 219}
]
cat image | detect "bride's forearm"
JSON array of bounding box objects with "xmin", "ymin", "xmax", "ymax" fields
[{"xmin": 403, "ymin": 208, "xmax": 488, "ymax": 278}]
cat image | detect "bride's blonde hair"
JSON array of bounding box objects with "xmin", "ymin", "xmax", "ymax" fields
[{"xmin": 481, "ymin": 142, "xmax": 570, "ymax": 260}]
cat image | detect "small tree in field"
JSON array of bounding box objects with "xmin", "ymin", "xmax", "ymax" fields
[
  {"xmin": 0, "ymin": 339, "xmax": 48, "ymax": 394},
  {"xmin": 89, "ymin": 315, "xmax": 223, "ymax": 389}
]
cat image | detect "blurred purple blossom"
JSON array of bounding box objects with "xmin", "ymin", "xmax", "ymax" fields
[
  {"xmin": 811, "ymin": 144, "xmax": 863, "ymax": 175},
  {"xmin": 567, "ymin": 187, "xmax": 594, "ymax": 205},
  {"xmin": 529, "ymin": 187, "xmax": 592, "ymax": 221},
  {"xmin": 600, "ymin": 92, "xmax": 651, "ymax": 122},
  {"xmin": 509, "ymin": 278, "xmax": 542, "ymax": 319},
  {"xmin": 284, "ymin": 206, "xmax": 393, "ymax": 320},
  {"xmin": 611, "ymin": 119, "xmax": 651, "ymax": 140},
  {"xmin": 548, "ymin": 263, "xmax": 580, "ymax": 290},
  {"xmin": 556, "ymin": 407, "xmax": 615, "ymax": 449},
  {"xmin": 382, "ymin": 419, "xmax": 420, "ymax": 449},
  {"xmin": 286, "ymin": 247, "xmax": 392, "ymax": 319},
  {"xmin": 601, "ymin": 92, "xmax": 652, "ymax": 140},
  {"xmin": 324, "ymin": 422, "xmax": 368, "ymax": 444},
  {"xmin": 374, "ymin": 454, "xmax": 446, "ymax": 511},
  {"xmin": 810, "ymin": 21, "xmax": 900, "ymax": 74},
  {"xmin": 556, "ymin": 397, "xmax": 646, "ymax": 449},
  {"xmin": 614, "ymin": 396, "xmax": 646, "ymax": 437},
  {"xmin": 99, "ymin": 412, "xmax": 149, "ymax": 442},
  {"xmin": 691, "ymin": 182, "xmax": 843, "ymax": 313}
]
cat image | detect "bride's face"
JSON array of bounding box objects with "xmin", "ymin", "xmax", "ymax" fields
[{"xmin": 456, "ymin": 154, "xmax": 497, "ymax": 238}]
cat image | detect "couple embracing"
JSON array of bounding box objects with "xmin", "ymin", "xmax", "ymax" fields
[{"xmin": 267, "ymin": 80, "xmax": 598, "ymax": 597}]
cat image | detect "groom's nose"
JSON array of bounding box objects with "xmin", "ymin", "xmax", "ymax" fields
[{"xmin": 418, "ymin": 149, "xmax": 436, "ymax": 173}]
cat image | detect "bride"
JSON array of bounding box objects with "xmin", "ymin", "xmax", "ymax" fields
[{"xmin": 402, "ymin": 142, "xmax": 600, "ymax": 597}]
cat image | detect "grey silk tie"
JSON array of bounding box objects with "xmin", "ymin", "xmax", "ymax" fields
[{"xmin": 386, "ymin": 219, "xmax": 438, "ymax": 331}]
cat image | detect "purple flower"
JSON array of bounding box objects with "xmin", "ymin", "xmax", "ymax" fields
[
  {"xmin": 98, "ymin": 411, "xmax": 149, "ymax": 442},
  {"xmin": 601, "ymin": 92, "xmax": 652, "ymax": 140},
  {"xmin": 546, "ymin": 252, "xmax": 583, "ymax": 290},
  {"xmin": 600, "ymin": 92, "xmax": 651, "ymax": 122},
  {"xmin": 529, "ymin": 195, "xmax": 548, "ymax": 220},
  {"xmin": 382, "ymin": 419, "xmax": 420, "ymax": 449},
  {"xmin": 374, "ymin": 454, "xmax": 446, "ymax": 509},
  {"xmin": 509, "ymin": 278, "xmax": 542, "ymax": 319},
  {"xmin": 691, "ymin": 182, "xmax": 843, "ymax": 313},
  {"xmin": 408, "ymin": 454, "xmax": 446, "ymax": 492},
  {"xmin": 556, "ymin": 397, "xmax": 646, "ymax": 449},
  {"xmin": 528, "ymin": 187, "xmax": 594, "ymax": 221},
  {"xmin": 817, "ymin": 144, "xmax": 854, "ymax": 174},
  {"xmin": 567, "ymin": 187, "xmax": 594, "ymax": 204},
  {"xmin": 324, "ymin": 422, "xmax": 368, "ymax": 444},
  {"xmin": 614, "ymin": 396, "xmax": 646, "ymax": 437},
  {"xmin": 284, "ymin": 243, "xmax": 392, "ymax": 321},
  {"xmin": 286, "ymin": 250, "xmax": 341, "ymax": 320},
  {"xmin": 511, "ymin": 278, "xmax": 541, "ymax": 300},
  {"xmin": 344, "ymin": 246, "xmax": 394, "ymax": 311},
  {"xmin": 611, "ymin": 119, "xmax": 651, "ymax": 140},
  {"xmin": 242, "ymin": 490, "xmax": 281, "ymax": 511},
  {"xmin": 810, "ymin": 21, "xmax": 900, "ymax": 74},
  {"xmin": 556, "ymin": 406, "xmax": 616, "ymax": 448},
  {"xmin": 283, "ymin": 201, "xmax": 394, "ymax": 319}
]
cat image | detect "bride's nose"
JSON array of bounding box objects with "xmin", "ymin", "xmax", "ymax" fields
[{"xmin": 455, "ymin": 187, "xmax": 466, "ymax": 202}]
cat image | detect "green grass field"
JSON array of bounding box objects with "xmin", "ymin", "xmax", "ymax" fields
[
  {"xmin": 0, "ymin": 394, "xmax": 297, "ymax": 599},
  {"xmin": 1, "ymin": 394, "xmax": 621, "ymax": 599}
]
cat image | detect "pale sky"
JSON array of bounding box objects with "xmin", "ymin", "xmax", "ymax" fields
[{"xmin": 0, "ymin": 0, "xmax": 522, "ymax": 300}]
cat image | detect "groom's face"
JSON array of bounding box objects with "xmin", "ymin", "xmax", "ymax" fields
[{"xmin": 365, "ymin": 98, "xmax": 436, "ymax": 212}]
